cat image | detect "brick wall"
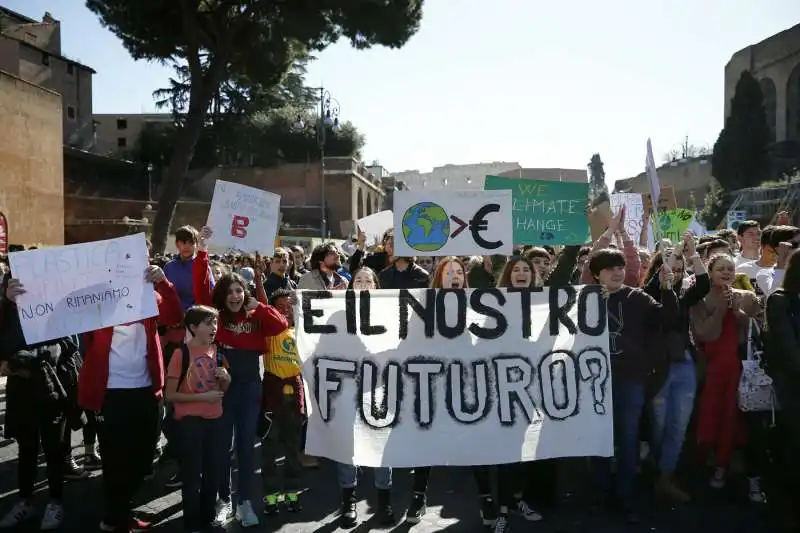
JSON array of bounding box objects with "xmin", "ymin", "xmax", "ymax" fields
[{"xmin": 0, "ymin": 71, "xmax": 64, "ymax": 246}]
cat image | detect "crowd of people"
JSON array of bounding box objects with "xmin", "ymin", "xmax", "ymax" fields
[{"xmin": 0, "ymin": 209, "xmax": 798, "ymax": 533}]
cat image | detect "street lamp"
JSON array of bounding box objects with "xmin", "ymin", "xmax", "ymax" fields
[
  {"xmin": 146, "ymin": 163, "xmax": 154, "ymax": 202},
  {"xmin": 295, "ymin": 87, "xmax": 340, "ymax": 239}
]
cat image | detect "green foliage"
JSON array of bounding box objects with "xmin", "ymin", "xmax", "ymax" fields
[
  {"xmin": 711, "ymin": 70, "xmax": 772, "ymax": 191},
  {"xmin": 588, "ymin": 153, "xmax": 609, "ymax": 205},
  {"xmin": 86, "ymin": 0, "xmax": 424, "ymax": 252},
  {"xmin": 698, "ymin": 184, "xmax": 729, "ymax": 230}
]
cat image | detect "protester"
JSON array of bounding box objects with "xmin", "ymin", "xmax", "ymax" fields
[
  {"xmin": 165, "ymin": 305, "xmax": 230, "ymax": 533},
  {"xmin": 192, "ymin": 226, "xmax": 288, "ymax": 528},
  {"xmin": 78, "ymin": 264, "xmax": 183, "ymax": 533}
]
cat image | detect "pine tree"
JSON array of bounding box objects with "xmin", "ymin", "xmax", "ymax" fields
[{"xmin": 588, "ymin": 153, "xmax": 609, "ymax": 205}]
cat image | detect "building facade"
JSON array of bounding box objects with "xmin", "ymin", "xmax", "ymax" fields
[
  {"xmin": 0, "ymin": 7, "xmax": 95, "ymax": 149},
  {"xmin": 0, "ymin": 70, "xmax": 64, "ymax": 246},
  {"xmin": 496, "ymin": 167, "xmax": 588, "ymax": 183},
  {"xmin": 613, "ymin": 156, "xmax": 713, "ymax": 210},
  {"xmin": 393, "ymin": 161, "xmax": 522, "ymax": 190},
  {"xmin": 724, "ymin": 22, "xmax": 800, "ymax": 144},
  {"xmin": 92, "ymin": 113, "xmax": 174, "ymax": 156}
]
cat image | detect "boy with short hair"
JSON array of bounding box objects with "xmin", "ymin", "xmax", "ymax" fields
[
  {"xmin": 260, "ymin": 289, "xmax": 305, "ymax": 516},
  {"xmin": 165, "ymin": 305, "xmax": 231, "ymax": 533}
]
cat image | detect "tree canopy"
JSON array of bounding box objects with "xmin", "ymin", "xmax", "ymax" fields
[
  {"xmin": 87, "ymin": 0, "xmax": 424, "ymax": 253},
  {"xmin": 588, "ymin": 153, "xmax": 609, "ymax": 205},
  {"xmin": 711, "ymin": 70, "xmax": 772, "ymax": 192}
]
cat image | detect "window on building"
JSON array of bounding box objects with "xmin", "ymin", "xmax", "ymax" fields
[
  {"xmin": 117, "ymin": 137, "xmax": 127, "ymax": 148},
  {"xmin": 66, "ymin": 63, "xmax": 74, "ymax": 75},
  {"xmin": 116, "ymin": 119, "xmax": 128, "ymax": 130},
  {"xmin": 67, "ymin": 106, "xmax": 76, "ymax": 120},
  {"xmin": 41, "ymin": 52, "xmax": 50, "ymax": 66}
]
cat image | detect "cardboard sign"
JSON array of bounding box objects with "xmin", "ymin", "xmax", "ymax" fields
[{"xmin": 206, "ymin": 180, "xmax": 281, "ymax": 255}]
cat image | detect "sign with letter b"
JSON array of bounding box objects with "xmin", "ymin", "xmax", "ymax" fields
[{"xmin": 206, "ymin": 179, "xmax": 281, "ymax": 254}]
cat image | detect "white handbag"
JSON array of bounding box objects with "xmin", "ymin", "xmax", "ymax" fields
[{"xmin": 737, "ymin": 319, "xmax": 778, "ymax": 421}]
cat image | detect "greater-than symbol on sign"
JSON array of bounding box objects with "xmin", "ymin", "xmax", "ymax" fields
[{"xmin": 450, "ymin": 215, "xmax": 468, "ymax": 238}]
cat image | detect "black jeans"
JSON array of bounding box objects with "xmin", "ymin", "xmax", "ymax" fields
[
  {"xmin": 178, "ymin": 416, "xmax": 225, "ymax": 532},
  {"xmin": 498, "ymin": 460, "xmax": 558, "ymax": 510},
  {"xmin": 412, "ymin": 466, "xmax": 492, "ymax": 496},
  {"xmin": 742, "ymin": 411, "xmax": 771, "ymax": 478},
  {"xmin": 97, "ymin": 388, "xmax": 160, "ymax": 528},
  {"xmin": 16, "ymin": 409, "xmax": 66, "ymax": 501}
]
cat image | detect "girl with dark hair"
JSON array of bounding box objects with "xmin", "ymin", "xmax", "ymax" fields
[
  {"xmin": 0, "ymin": 274, "xmax": 84, "ymax": 530},
  {"xmin": 642, "ymin": 233, "xmax": 709, "ymax": 502},
  {"xmin": 690, "ymin": 253, "xmax": 760, "ymax": 494},
  {"xmin": 193, "ymin": 226, "xmax": 288, "ymax": 528}
]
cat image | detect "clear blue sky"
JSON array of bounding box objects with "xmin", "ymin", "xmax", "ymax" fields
[{"xmin": 6, "ymin": 0, "xmax": 799, "ymax": 187}]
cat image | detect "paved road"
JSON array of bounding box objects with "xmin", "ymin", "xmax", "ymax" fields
[{"xmin": 0, "ymin": 378, "xmax": 775, "ymax": 532}]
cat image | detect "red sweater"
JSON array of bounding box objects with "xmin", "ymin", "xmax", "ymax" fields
[
  {"xmin": 78, "ymin": 279, "xmax": 183, "ymax": 411},
  {"xmin": 193, "ymin": 250, "xmax": 288, "ymax": 349}
]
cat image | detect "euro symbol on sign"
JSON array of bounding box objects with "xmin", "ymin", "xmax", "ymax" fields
[{"xmin": 470, "ymin": 203, "xmax": 503, "ymax": 250}]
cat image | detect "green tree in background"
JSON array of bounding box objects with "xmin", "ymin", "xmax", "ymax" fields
[
  {"xmin": 698, "ymin": 183, "xmax": 728, "ymax": 230},
  {"xmin": 711, "ymin": 70, "xmax": 772, "ymax": 192},
  {"xmin": 588, "ymin": 153, "xmax": 609, "ymax": 205},
  {"xmin": 86, "ymin": 0, "xmax": 424, "ymax": 253}
]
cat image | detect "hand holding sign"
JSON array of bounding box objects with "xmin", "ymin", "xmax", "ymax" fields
[
  {"xmin": 683, "ymin": 231, "xmax": 696, "ymax": 257},
  {"xmin": 144, "ymin": 265, "xmax": 166, "ymax": 284},
  {"xmin": 5, "ymin": 278, "xmax": 25, "ymax": 302},
  {"xmin": 199, "ymin": 226, "xmax": 213, "ymax": 252}
]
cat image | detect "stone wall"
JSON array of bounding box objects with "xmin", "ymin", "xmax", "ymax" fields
[{"xmin": 0, "ymin": 71, "xmax": 64, "ymax": 246}]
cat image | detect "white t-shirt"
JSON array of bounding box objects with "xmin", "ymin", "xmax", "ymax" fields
[
  {"xmin": 734, "ymin": 255, "xmax": 761, "ymax": 281},
  {"xmin": 755, "ymin": 267, "xmax": 785, "ymax": 297},
  {"xmin": 107, "ymin": 323, "xmax": 152, "ymax": 389}
]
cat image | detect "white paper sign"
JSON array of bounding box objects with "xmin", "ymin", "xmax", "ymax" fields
[
  {"xmin": 393, "ymin": 190, "xmax": 513, "ymax": 257},
  {"xmin": 610, "ymin": 193, "xmax": 646, "ymax": 240},
  {"xmin": 206, "ymin": 180, "xmax": 281, "ymax": 255},
  {"xmin": 646, "ymin": 139, "xmax": 661, "ymax": 209},
  {"xmin": 8, "ymin": 233, "xmax": 158, "ymax": 344},
  {"xmin": 297, "ymin": 287, "xmax": 613, "ymax": 468},
  {"xmin": 357, "ymin": 210, "xmax": 393, "ymax": 247}
]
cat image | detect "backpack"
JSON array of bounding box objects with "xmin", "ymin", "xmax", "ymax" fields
[{"xmin": 175, "ymin": 343, "xmax": 225, "ymax": 391}]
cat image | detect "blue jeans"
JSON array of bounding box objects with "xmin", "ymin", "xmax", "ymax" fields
[
  {"xmin": 594, "ymin": 381, "xmax": 645, "ymax": 503},
  {"xmin": 336, "ymin": 463, "xmax": 392, "ymax": 490},
  {"xmin": 650, "ymin": 356, "xmax": 696, "ymax": 473},
  {"xmin": 218, "ymin": 381, "xmax": 261, "ymax": 504}
]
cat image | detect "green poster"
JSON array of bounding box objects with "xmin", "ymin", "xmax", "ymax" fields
[
  {"xmin": 658, "ymin": 209, "xmax": 694, "ymax": 243},
  {"xmin": 483, "ymin": 175, "xmax": 590, "ymax": 245}
]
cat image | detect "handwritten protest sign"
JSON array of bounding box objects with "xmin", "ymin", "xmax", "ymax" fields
[
  {"xmin": 394, "ymin": 190, "xmax": 513, "ymax": 257},
  {"xmin": 206, "ymin": 180, "xmax": 281, "ymax": 255},
  {"xmin": 484, "ymin": 176, "xmax": 589, "ymax": 245},
  {"xmin": 658, "ymin": 208, "xmax": 695, "ymax": 243},
  {"xmin": 297, "ymin": 287, "xmax": 613, "ymax": 467},
  {"xmin": 611, "ymin": 193, "xmax": 645, "ymax": 239},
  {"xmin": 8, "ymin": 233, "xmax": 157, "ymax": 344},
  {"xmin": 357, "ymin": 210, "xmax": 393, "ymax": 246}
]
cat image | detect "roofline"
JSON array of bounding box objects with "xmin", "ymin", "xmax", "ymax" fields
[
  {"xmin": 2, "ymin": 34, "xmax": 97, "ymax": 74},
  {"xmin": 0, "ymin": 6, "xmax": 37, "ymax": 24}
]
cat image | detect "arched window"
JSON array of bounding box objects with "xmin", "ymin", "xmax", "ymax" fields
[
  {"xmin": 759, "ymin": 77, "xmax": 777, "ymax": 142},
  {"xmin": 357, "ymin": 188, "xmax": 364, "ymax": 219},
  {"xmin": 788, "ymin": 63, "xmax": 800, "ymax": 142}
]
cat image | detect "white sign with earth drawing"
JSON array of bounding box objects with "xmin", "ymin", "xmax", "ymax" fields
[{"xmin": 393, "ymin": 190, "xmax": 513, "ymax": 257}]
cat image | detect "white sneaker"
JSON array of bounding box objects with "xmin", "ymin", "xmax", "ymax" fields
[
  {"xmin": 710, "ymin": 467, "xmax": 726, "ymax": 489},
  {"xmin": 212, "ymin": 500, "xmax": 233, "ymax": 526},
  {"xmin": 748, "ymin": 476, "xmax": 767, "ymax": 503},
  {"xmin": 39, "ymin": 502, "xmax": 64, "ymax": 531},
  {"xmin": 514, "ymin": 499, "xmax": 543, "ymax": 521},
  {"xmin": 0, "ymin": 501, "xmax": 35, "ymax": 528},
  {"xmin": 236, "ymin": 500, "xmax": 260, "ymax": 528}
]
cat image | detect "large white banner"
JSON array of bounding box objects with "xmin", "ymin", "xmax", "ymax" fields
[
  {"xmin": 393, "ymin": 190, "xmax": 513, "ymax": 257},
  {"xmin": 296, "ymin": 287, "xmax": 613, "ymax": 468},
  {"xmin": 206, "ymin": 179, "xmax": 281, "ymax": 255},
  {"xmin": 8, "ymin": 233, "xmax": 158, "ymax": 344}
]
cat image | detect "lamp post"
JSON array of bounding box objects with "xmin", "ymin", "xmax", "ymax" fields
[
  {"xmin": 146, "ymin": 163, "xmax": 154, "ymax": 202},
  {"xmin": 296, "ymin": 88, "xmax": 340, "ymax": 239}
]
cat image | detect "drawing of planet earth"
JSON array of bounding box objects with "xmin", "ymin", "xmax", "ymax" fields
[{"xmin": 401, "ymin": 202, "xmax": 450, "ymax": 252}]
